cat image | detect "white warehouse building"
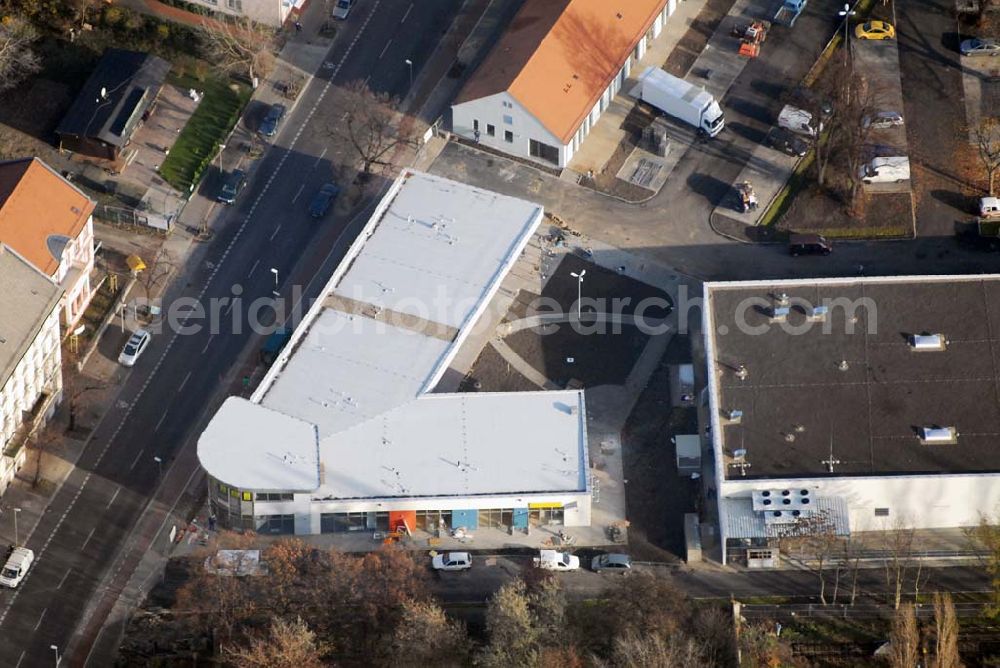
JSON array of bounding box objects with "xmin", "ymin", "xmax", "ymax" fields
[
  {"xmin": 198, "ymin": 171, "xmax": 591, "ymax": 536},
  {"xmin": 451, "ymin": 0, "xmax": 675, "ymax": 168},
  {"xmin": 703, "ymin": 276, "xmax": 1000, "ymax": 564}
]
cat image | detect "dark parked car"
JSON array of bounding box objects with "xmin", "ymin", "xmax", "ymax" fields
[
  {"xmin": 765, "ymin": 127, "xmax": 808, "ymax": 157},
  {"xmin": 218, "ymin": 169, "xmax": 247, "ymax": 205},
  {"xmin": 308, "ymin": 183, "xmax": 341, "ymax": 218},
  {"xmin": 789, "ymin": 233, "xmax": 832, "ymax": 256},
  {"xmin": 259, "ymin": 103, "xmax": 287, "ymax": 137}
]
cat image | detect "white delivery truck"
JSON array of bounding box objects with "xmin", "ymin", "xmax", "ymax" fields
[
  {"xmin": 636, "ymin": 67, "xmax": 725, "ymax": 137},
  {"xmin": 533, "ymin": 550, "xmax": 581, "ymax": 571},
  {"xmin": 778, "ymin": 104, "xmax": 820, "ymax": 138},
  {"xmin": 859, "ymin": 156, "xmax": 910, "ymax": 184}
]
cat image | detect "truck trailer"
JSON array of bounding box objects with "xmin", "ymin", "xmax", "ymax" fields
[{"xmin": 636, "ymin": 67, "xmax": 725, "ymax": 138}]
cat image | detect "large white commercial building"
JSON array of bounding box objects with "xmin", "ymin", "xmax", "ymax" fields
[
  {"xmin": 0, "ymin": 245, "xmax": 63, "ymax": 497},
  {"xmin": 198, "ymin": 171, "xmax": 590, "ymax": 536},
  {"xmin": 451, "ymin": 0, "xmax": 674, "ymax": 168},
  {"xmin": 704, "ymin": 276, "xmax": 1000, "ymax": 564}
]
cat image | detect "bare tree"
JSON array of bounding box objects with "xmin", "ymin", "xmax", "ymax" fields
[
  {"xmin": 223, "ymin": 616, "xmax": 325, "ymax": 668},
  {"xmin": 28, "ymin": 427, "xmax": 62, "ymax": 489},
  {"xmin": 64, "ymin": 371, "xmax": 105, "ymax": 433},
  {"xmin": 967, "ymin": 515, "xmax": 1000, "ymax": 619},
  {"xmin": 478, "ymin": 579, "xmax": 541, "ymax": 668},
  {"xmin": 0, "ymin": 17, "xmax": 42, "ymax": 93},
  {"xmin": 610, "ymin": 631, "xmax": 709, "ymax": 667},
  {"xmin": 889, "ymin": 603, "xmax": 920, "ymax": 668},
  {"xmin": 973, "ymin": 117, "xmax": 1000, "ymax": 196},
  {"xmin": 328, "ymin": 81, "xmax": 417, "ymax": 180},
  {"xmin": 134, "ymin": 247, "xmax": 176, "ymax": 308},
  {"xmin": 391, "ymin": 599, "xmax": 468, "ymax": 667},
  {"xmin": 883, "ymin": 519, "xmax": 916, "ymax": 610},
  {"xmin": 779, "ymin": 511, "xmax": 841, "ymax": 604},
  {"xmin": 931, "ymin": 592, "xmax": 962, "ymax": 668},
  {"xmin": 198, "ymin": 17, "xmax": 276, "ymax": 84}
]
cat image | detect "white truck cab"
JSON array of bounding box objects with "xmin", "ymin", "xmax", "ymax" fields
[
  {"xmin": 533, "ymin": 549, "xmax": 580, "ymax": 571},
  {"xmin": 859, "ymin": 156, "xmax": 910, "ymax": 184},
  {"xmin": 0, "ymin": 547, "xmax": 35, "ymax": 588},
  {"xmin": 980, "ymin": 197, "xmax": 1000, "ymax": 219}
]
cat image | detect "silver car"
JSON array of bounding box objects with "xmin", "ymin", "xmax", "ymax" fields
[
  {"xmin": 118, "ymin": 329, "xmax": 151, "ymax": 367},
  {"xmin": 591, "ymin": 553, "xmax": 633, "ymax": 573},
  {"xmin": 863, "ymin": 111, "xmax": 904, "ymax": 130},
  {"xmin": 960, "ymin": 38, "xmax": 1000, "ymax": 57},
  {"xmin": 331, "ymin": 0, "xmax": 354, "ymax": 19}
]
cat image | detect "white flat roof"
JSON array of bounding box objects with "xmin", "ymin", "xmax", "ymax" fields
[
  {"xmin": 198, "ymin": 171, "xmax": 588, "ymax": 498},
  {"xmin": 315, "ymin": 391, "xmax": 587, "ymax": 500},
  {"xmin": 261, "ymin": 311, "xmax": 452, "ymax": 438},
  {"xmin": 198, "ymin": 397, "xmax": 319, "ymax": 491}
]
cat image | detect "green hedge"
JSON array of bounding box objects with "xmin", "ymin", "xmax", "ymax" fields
[{"xmin": 159, "ymin": 75, "xmax": 252, "ymax": 192}]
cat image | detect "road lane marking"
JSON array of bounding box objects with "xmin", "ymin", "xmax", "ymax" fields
[
  {"xmin": 82, "ymin": 527, "xmax": 96, "ymax": 550},
  {"xmin": 291, "ymin": 184, "xmax": 305, "ymax": 202},
  {"xmin": 247, "ymin": 259, "xmax": 260, "ymax": 278},
  {"xmin": 314, "ymin": 147, "xmax": 328, "ymax": 168},
  {"xmin": 201, "ymin": 335, "xmax": 215, "ymax": 355},
  {"xmin": 154, "ymin": 412, "xmax": 168, "ymax": 432},
  {"xmin": 401, "ymin": 2, "xmax": 412, "ymax": 22},
  {"xmin": 33, "ymin": 608, "xmax": 46, "ymax": 631},
  {"xmin": 178, "ymin": 371, "xmax": 192, "ymax": 392},
  {"xmin": 129, "ymin": 448, "xmax": 145, "ymax": 471},
  {"xmin": 58, "ymin": 568, "xmax": 71, "ymax": 590},
  {"xmin": 269, "ymin": 224, "xmax": 282, "ymax": 241},
  {"xmin": 379, "ymin": 38, "xmax": 392, "ymax": 59},
  {"xmin": 1, "ymin": 0, "xmax": 387, "ymax": 644},
  {"xmin": 106, "ymin": 488, "xmax": 120, "ymax": 509}
]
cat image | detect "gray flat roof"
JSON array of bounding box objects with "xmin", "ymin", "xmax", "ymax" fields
[
  {"xmin": 705, "ymin": 275, "xmax": 1000, "ymax": 479},
  {"xmin": 0, "ymin": 245, "xmax": 62, "ymax": 390}
]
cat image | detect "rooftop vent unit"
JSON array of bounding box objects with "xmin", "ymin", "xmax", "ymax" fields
[
  {"xmin": 723, "ymin": 409, "xmax": 743, "ymax": 424},
  {"xmin": 808, "ymin": 305, "xmax": 828, "ymax": 321},
  {"xmin": 919, "ymin": 426, "xmax": 958, "ymax": 445},
  {"xmin": 752, "ymin": 488, "xmax": 812, "ymax": 511},
  {"xmin": 910, "ymin": 333, "xmax": 947, "ymax": 352},
  {"xmin": 735, "ymin": 365, "xmax": 749, "ymax": 381},
  {"xmin": 770, "ymin": 305, "xmax": 790, "ymax": 321},
  {"xmin": 776, "ymin": 292, "xmax": 790, "ymax": 307}
]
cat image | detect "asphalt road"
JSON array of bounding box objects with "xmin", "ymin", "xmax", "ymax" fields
[
  {"xmin": 427, "ymin": 555, "xmax": 990, "ymax": 605},
  {"xmin": 0, "ymin": 1, "xmax": 464, "ymax": 665}
]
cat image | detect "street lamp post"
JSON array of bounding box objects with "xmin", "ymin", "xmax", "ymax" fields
[
  {"xmin": 153, "ymin": 456, "xmax": 163, "ymax": 480},
  {"xmin": 270, "ymin": 267, "xmax": 280, "ymax": 297},
  {"xmin": 404, "ymin": 59, "xmax": 413, "ymax": 88},
  {"xmin": 570, "ymin": 270, "xmax": 586, "ymax": 318},
  {"xmin": 50, "ymin": 644, "xmax": 60, "ymax": 667},
  {"xmin": 838, "ymin": 3, "xmax": 856, "ymax": 68},
  {"xmin": 13, "ymin": 507, "xmax": 21, "ymax": 546},
  {"xmin": 216, "ymin": 143, "xmax": 226, "ymax": 173}
]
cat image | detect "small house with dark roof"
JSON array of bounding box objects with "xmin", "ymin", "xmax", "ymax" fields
[{"xmin": 56, "ymin": 48, "xmax": 171, "ymax": 161}]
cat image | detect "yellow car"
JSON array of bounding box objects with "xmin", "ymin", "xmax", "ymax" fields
[{"xmin": 855, "ymin": 20, "xmax": 896, "ymax": 40}]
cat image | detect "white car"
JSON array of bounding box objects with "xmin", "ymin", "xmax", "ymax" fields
[
  {"xmin": 432, "ymin": 552, "xmax": 472, "ymax": 571},
  {"xmin": 0, "ymin": 547, "xmax": 35, "ymax": 588},
  {"xmin": 118, "ymin": 329, "xmax": 151, "ymax": 367},
  {"xmin": 863, "ymin": 111, "xmax": 904, "ymax": 130},
  {"xmin": 533, "ymin": 549, "xmax": 580, "ymax": 571},
  {"xmin": 331, "ymin": 0, "xmax": 354, "ymax": 19}
]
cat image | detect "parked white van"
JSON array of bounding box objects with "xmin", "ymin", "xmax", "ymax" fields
[
  {"xmin": 981, "ymin": 197, "xmax": 1000, "ymax": 219},
  {"xmin": 0, "ymin": 547, "xmax": 34, "ymax": 588},
  {"xmin": 778, "ymin": 104, "xmax": 820, "ymax": 138},
  {"xmin": 859, "ymin": 156, "xmax": 910, "ymax": 184}
]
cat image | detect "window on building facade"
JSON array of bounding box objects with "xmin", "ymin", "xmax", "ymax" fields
[
  {"xmin": 256, "ymin": 514, "xmax": 294, "ymax": 534},
  {"xmin": 473, "ymin": 119, "xmax": 479, "ymax": 132},
  {"xmin": 874, "ymin": 508, "xmax": 890, "ymax": 517},
  {"xmin": 227, "ymin": 0, "xmax": 242, "ymax": 9},
  {"xmin": 503, "ymin": 115, "xmax": 513, "ymax": 125},
  {"xmin": 504, "ymin": 130, "xmax": 513, "ymax": 143},
  {"xmin": 529, "ymin": 139, "xmax": 559, "ymax": 164},
  {"xmin": 256, "ymin": 492, "xmax": 294, "ymax": 502},
  {"xmin": 486, "ymin": 124, "xmax": 495, "ymax": 137}
]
